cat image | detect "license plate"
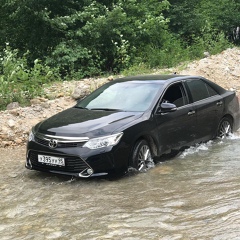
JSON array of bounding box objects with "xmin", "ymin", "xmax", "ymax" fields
[{"xmin": 38, "ymin": 155, "xmax": 65, "ymax": 166}]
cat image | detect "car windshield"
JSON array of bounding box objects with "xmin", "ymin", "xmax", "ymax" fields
[{"xmin": 77, "ymin": 81, "xmax": 163, "ymax": 112}]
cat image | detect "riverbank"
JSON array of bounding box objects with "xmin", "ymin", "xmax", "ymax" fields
[{"xmin": 1, "ymin": 47, "xmax": 240, "ymax": 147}]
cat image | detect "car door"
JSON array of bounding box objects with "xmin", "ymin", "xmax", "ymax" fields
[
  {"xmin": 154, "ymin": 81, "xmax": 197, "ymax": 154},
  {"xmin": 184, "ymin": 78, "xmax": 224, "ymax": 142}
]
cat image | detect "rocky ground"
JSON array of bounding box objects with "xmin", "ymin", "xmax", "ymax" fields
[
  {"xmin": 0, "ymin": 47, "xmax": 240, "ymax": 147},
  {"xmin": 179, "ymin": 47, "xmax": 240, "ymax": 91}
]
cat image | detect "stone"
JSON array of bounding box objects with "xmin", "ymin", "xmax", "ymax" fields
[
  {"xmin": 6, "ymin": 102, "xmax": 19, "ymax": 110},
  {"xmin": 15, "ymin": 138, "xmax": 23, "ymax": 144},
  {"xmin": 107, "ymin": 75, "xmax": 114, "ymax": 81},
  {"xmin": 203, "ymin": 52, "xmax": 210, "ymax": 58},
  {"xmin": 9, "ymin": 109, "xmax": 19, "ymax": 116},
  {"xmin": 1, "ymin": 126, "xmax": 9, "ymax": 132},
  {"xmin": 72, "ymin": 86, "xmax": 89, "ymax": 100},
  {"xmin": 1, "ymin": 141, "xmax": 11, "ymax": 147},
  {"xmin": 57, "ymin": 93, "xmax": 64, "ymax": 98},
  {"xmin": 0, "ymin": 134, "xmax": 8, "ymax": 140},
  {"xmin": 40, "ymin": 102, "xmax": 50, "ymax": 109},
  {"xmin": 33, "ymin": 106, "xmax": 43, "ymax": 112},
  {"xmin": 7, "ymin": 119, "xmax": 15, "ymax": 128},
  {"xmin": 39, "ymin": 97, "xmax": 48, "ymax": 102},
  {"xmin": 30, "ymin": 98, "xmax": 41, "ymax": 105}
]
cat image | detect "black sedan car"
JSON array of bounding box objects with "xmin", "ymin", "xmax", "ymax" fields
[{"xmin": 26, "ymin": 75, "xmax": 240, "ymax": 177}]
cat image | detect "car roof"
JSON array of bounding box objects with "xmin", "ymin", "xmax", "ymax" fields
[
  {"xmin": 114, "ymin": 74, "xmax": 195, "ymax": 83},
  {"xmin": 113, "ymin": 74, "xmax": 227, "ymax": 94}
]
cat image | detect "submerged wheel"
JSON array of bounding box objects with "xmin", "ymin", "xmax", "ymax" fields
[
  {"xmin": 217, "ymin": 117, "xmax": 233, "ymax": 139},
  {"xmin": 131, "ymin": 140, "xmax": 154, "ymax": 172}
]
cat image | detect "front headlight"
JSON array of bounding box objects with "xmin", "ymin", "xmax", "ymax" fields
[
  {"xmin": 28, "ymin": 130, "xmax": 35, "ymax": 142},
  {"xmin": 83, "ymin": 132, "xmax": 123, "ymax": 149}
]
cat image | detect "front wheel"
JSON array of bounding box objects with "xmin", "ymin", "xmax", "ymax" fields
[
  {"xmin": 217, "ymin": 117, "xmax": 233, "ymax": 139},
  {"xmin": 130, "ymin": 140, "xmax": 154, "ymax": 172}
]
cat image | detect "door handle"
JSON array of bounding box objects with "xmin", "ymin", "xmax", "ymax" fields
[
  {"xmin": 188, "ymin": 110, "xmax": 196, "ymax": 116},
  {"xmin": 216, "ymin": 101, "xmax": 223, "ymax": 106}
]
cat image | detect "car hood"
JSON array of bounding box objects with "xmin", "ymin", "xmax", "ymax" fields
[{"xmin": 35, "ymin": 107, "xmax": 143, "ymax": 138}]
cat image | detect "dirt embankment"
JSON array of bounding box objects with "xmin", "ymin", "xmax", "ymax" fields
[
  {"xmin": 179, "ymin": 48, "xmax": 240, "ymax": 90},
  {"xmin": 0, "ymin": 48, "xmax": 240, "ymax": 147}
]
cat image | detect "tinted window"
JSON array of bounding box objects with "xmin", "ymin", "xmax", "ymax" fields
[
  {"xmin": 186, "ymin": 79, "xmax": 212, "ymax": 102},
  {"xmin": 162, "ymin": 82, "xmax": 188, "ymax": 107},
  {"xmin": 206, "ymin": 84, "xmax": 218, "ymax": 97}
]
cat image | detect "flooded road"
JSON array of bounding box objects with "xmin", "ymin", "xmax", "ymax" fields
[{"xmin": 1, "ymin": 135, "xmax": 240, "ymax": 240}]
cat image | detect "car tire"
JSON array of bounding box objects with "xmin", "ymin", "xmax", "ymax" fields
[
  {"xmin": 130, "ymin": 139, "xmax": 154, "ymax": 172},
  {"xmin": 217, "ymin": 117, "xmax": 233, "ymax": 139}
]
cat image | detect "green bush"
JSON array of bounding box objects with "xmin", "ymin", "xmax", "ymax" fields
[
  {"xmin": 122, "ymin": 30, "xmax": 233, "ymax": 76},
  {"xmin": 0, "ymin": 46, "xmax": 60, "ymax": 110},
  {"xmin": 188, "ymin": 31, "xmax": 233, "ymax": 59}
]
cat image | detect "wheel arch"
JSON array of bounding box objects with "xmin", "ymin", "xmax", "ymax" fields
[
  {"xmin": 223, "ymin": 113, "xmax": 233, "ymax": 120},
  {"xmin": 128, "ymin": 134, "xmax": 158, "ymax": 165},
  {"xmin": 143, "ymin": 135, "xmax": 158, "ymax": 157},
  {"xmin": 221, "ymin": 114, "xmax": 234, "ymax": 126},
  {"xmin": 127, "ymin": 134, "xmax": 158, "ymax": 170}
]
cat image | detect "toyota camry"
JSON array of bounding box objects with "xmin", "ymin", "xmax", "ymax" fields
[{"xmin": 26, "ymin": 75, "xmax": 240, "ymax": 177}]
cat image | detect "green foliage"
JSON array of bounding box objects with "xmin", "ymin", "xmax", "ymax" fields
[
  {"xmin": 167, "ymin": 0, "xmax": 240, "ymax": 44},
  {"xmin": 188, "ymin": 31, "xmax": 233, "ymax": 59},
  {"xmin": 43, "ymin": 0, "xmax": 171, "ymax": 75},
  {"xmin": 122, "ymin": 62, "xmax": 153, "ymax": 76},
  {"xmin": 198, "ymin": 0, "xmax": 240, "ymax": 37},
  {"xmin": 0, "ymin": 46, "xmax": 60, "ymax": 109},
  {"xmin": 46, "ymin": 42, "xmax": 103, "ymax": 78},
  {"xmin": 1, "ymin": 0, "xmax": 171, "ymax": 76},
  {"xmin": 138, "ymin": 33, "xmax": 188, "ymax": 68},
  {"xmin": 0, "ymin": 0, "xmax": 239, "ymax": 109}
]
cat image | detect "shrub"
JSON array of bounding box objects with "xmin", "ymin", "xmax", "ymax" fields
[
  {"xmin": 189, "ymin": 31, "xmax": 233, "ymax": 59},
  {"xmin": 0, "ymin": 46, "xmax": 60, "ymax": 110}
]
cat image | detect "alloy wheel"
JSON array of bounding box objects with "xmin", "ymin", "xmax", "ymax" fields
[
  {"xmin": 137, "ymin": 144, "xmax": 154, "ymax": 171},
  {"xmin": 218, "ymin": 119, "xmax": 232, "ymax": 138}
]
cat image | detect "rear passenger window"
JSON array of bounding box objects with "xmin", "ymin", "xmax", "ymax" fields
[
  {"xmin": 186, "ymin": 79, "xmax": 217, "ymax": 102},
  {"xmin": 206, "ymin": 84, "xmax": 218, "ymax": 97}
]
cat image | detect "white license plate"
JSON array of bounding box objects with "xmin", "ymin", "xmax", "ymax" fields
[{"xmin": 38, "ymin": 155, "xmax": 65, "ymax": 166}]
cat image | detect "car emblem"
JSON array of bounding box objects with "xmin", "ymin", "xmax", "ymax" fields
[{"xmin": 49, "ymin": 139, "xmax": 58, "ymax": 148}]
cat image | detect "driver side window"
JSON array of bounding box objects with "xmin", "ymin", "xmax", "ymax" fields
[{"xmin": 162, "ymin": 82, "xmax": 188, "ymax": 108}]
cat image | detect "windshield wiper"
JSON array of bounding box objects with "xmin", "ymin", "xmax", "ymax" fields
[{"xmin": 90, "ymin": 108, "xmax": 123, "ymax": 112}]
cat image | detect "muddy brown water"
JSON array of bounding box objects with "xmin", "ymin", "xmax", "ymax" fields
[{"xmin": 1, "ymin": 134, "xmax": 240, "ymax": 240}]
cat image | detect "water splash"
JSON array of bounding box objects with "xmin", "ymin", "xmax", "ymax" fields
[
  {"xmin": 128, "ymin": 161, "xmax": 155, "ymax": 175},
  {"xmin": 227, "ymin": 132, "xmax": 240, "ymax": 140},
  {"xmin": 179, "ymin": 141, "xmax": 213, "ymax": 158},
  {"xmin": 179, "ymin": 132, "xmax": 240, "ymax": 158}
]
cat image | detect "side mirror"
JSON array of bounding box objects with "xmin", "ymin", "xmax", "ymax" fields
[{"xmin": 159, "ymin": 102, "xmax": 177, "ymax": 113}]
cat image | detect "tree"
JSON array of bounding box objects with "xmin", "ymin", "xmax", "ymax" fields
[
  {"xmin": 166, "ymin": 0, "xmax": 240, "ymax": 44},
  {"xmin": 1, "ymin": 0, "xmax": 170, "ymax": 75},
  {"xmin": 198, "ymin": 0, "xmax": 240, "ymax": 43},
  {"xmin": 45, "ymin": 0, "xmax": 171, "ymax": 74}
]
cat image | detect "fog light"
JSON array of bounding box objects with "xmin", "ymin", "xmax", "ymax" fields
[{"xmin": 87, "ymin": 168, "xmax": 93, "ymax": 175}]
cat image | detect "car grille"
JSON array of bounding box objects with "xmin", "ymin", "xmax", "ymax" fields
[
  {"xmin": 35, "ymin": 135, "xmax": 85, "ymax": 148},
  {"xmin": 29, "ymin": 151, "xmax": 89, "ymax": 173}
]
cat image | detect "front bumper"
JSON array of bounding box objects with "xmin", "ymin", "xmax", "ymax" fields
[{"xmin": 26, "ymin": 140, "xmax": 130, "ymax": 178}]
